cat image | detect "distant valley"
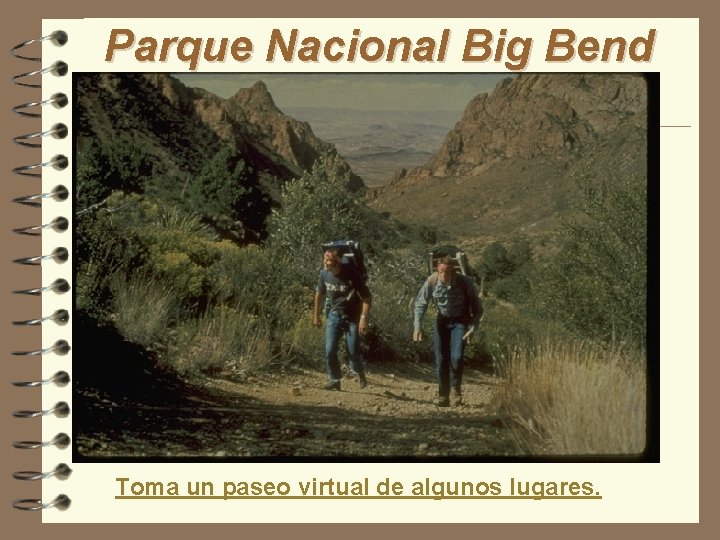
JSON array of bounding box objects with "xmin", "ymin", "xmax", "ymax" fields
[{"xmin": 285, "ymin": 106, "xmax": 459, "ymax": 186}]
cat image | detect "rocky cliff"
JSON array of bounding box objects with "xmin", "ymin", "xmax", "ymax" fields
[
  {"xmin": 368, "ymin": 73, "xmax": 650, "ymax": 247},
  {"xmin": 146, "ymin": 75, "xmax": 363, "ymax": 191},
  {"xmin": 424, "ymin": 73, "xmax": 647, "ymax": 178}
]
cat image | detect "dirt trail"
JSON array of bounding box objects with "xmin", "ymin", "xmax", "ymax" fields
[{"xmin": 76, "ymin": 362, "xmax": 515, "ymax": 459}]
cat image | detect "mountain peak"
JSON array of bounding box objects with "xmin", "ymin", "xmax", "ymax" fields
[{"xmin": 229, "ymin": 80, "xmax": 279, "ymax": 112}]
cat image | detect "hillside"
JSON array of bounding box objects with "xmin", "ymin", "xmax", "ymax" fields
[
  {"xmin": 367, "ymin": 73, "xmax": 649, "ymax": 252},
  {"xmin": 75, "ymin": 73, "xmax": 364, "ymax": 240}
]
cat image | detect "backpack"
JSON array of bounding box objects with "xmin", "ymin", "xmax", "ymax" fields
[
  {"xmin": 427, "ymin": 244, "xmax": 469, "ymax": 277},
  {"xmin": 412, "ymin": 245, "xmax": 478, "ymax": 320},
  {"xmin": 320, "ymin": 240, "xmax": 369, "ymax": 317},
  {"xmin": 320, "ymin": 240, "xmax": 368, "ymax": 283}
]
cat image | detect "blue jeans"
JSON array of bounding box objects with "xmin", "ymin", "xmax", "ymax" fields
[
  {"xmin": 433, "ymin": 316, "xmax": 467, "ymax": 397},
  {"xmin": 325, "ymin": 311, "xmax": 364, "ymax": 381}
]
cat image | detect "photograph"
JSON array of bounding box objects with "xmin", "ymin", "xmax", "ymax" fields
[{"xmin": 72, "ymin": 71, "xmax": 653, "ymax": 461}]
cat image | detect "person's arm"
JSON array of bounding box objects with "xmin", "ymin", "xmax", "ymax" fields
[
  {"xmin": 353, "ymin": 269, "xmax": 372, "ymax": 335},
  {"xmin": 463, "ymin": 277, "xmax": 483, "ymax": 342},
  {"xmin": 358, "ymin": 295, "xmax": 371, "ymax": 335},
  {"xmin": 413, "ymin": 280, "xmax": 431, "ymax": 341},
  {"xmin": 468, "ymin": 277, "xmax": 483, "ymax": 326},
  {"xmin": 313, "ymin": 272, "xmax": 326, "ymax": 327}
]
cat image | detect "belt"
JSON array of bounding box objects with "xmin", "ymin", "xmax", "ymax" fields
[{"xmin": 438, "ymin": 314, "xmax": 467, "ymax": 323}]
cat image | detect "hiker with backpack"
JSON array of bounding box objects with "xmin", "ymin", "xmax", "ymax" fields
[
  {"xmin": 413, "ymin": 255, "xmax": 483, "ymax": 407},
  {"xmin": 313, "ymin": 247, "xmax": 371, "ymax": 391}
]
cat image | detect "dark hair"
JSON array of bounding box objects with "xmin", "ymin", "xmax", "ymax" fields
[
  {"xmin": 324, "ymin": 248, "xmax": 342, "ymax": 264},
  {"xmin": 436, "ymin": 255, "xmax": 455, "ymax": 268}
]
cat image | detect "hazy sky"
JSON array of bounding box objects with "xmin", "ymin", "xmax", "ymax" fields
[{"xmin": 172, "ymin": 73, "xmax": 511, "ymax": 112}]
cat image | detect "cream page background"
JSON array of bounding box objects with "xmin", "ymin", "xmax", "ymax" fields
[{"xmin": 39, "ymin": 17, "xmax": 697, "ymax": 523}]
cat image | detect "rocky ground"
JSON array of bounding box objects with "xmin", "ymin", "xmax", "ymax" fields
[{"xmin": 75, "ymin": 361, "xmax": 516, "ymax": 460}]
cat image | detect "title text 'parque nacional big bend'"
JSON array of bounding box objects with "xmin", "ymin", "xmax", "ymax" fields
[{"xmin": 104, "ymin": 27, "xmax": 656, "ymax": 72}]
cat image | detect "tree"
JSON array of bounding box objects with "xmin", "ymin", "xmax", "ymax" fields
[
  {"xmin": 267, "ymin": 156, "xmax": 363, "ymax": 284},
  {"xmin": 480, "ymin": 242, "xmax": 514, "ymax": 283},
  {"xmin": 186, "ymin": 146, "xmax": 271, "ymax": 240},
  {"xmin": 480, "ymin": 239, "xmax": 535, "ymax": 302},
  {"xmin": 535, "ymin": 174, "xmax": 647, "ymax": 346}
]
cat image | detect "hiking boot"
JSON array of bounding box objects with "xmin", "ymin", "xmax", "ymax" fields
[
  {"xmin": 436, "ymin": 395, "xmax": 450, "ymax": 407},
  {"xmin": 451, "ymin": 389, "xmax": 463, "ymax": 407},
  {"xmin": 323, "ymin": 380, "xmax": 341, "ymax": 391},
  {"xmin": 357, "ymin": 373, "xmax": 368, "ymax": 389}
]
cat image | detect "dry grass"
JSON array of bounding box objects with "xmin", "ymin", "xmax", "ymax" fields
[
  {"xmin": 111, "ymin": 275, "xmax": 178, "ymax": 349},
  {"xmin": 171, "ymin": 306, "xmax": 275, "ymax": 375},
  {"xmin": 495, "ymin": 340, "xmax": 646, "ymax": 456}
]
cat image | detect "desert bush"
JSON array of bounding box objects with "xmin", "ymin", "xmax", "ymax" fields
[
  {"xmin": 98, "ymin": 193, "xmax": 230, "ymax": 310},
  {"xmin": 532, "ymin": 174, "xmax": 647, "ymax": 347},
  {"xmin": 207, "ymin": 242, "xmax": 266, "ymax": 307},
  {"xmin": 495, "ymin": 340, "xmax": 647, "ymax": 455},
  {"xmin": 75, "ymin": 201, "xmax": 147, "ymax": 323}
]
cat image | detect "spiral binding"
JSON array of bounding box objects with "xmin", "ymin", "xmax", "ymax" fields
[
  {"xmin": 14, "ymin": 123, "xmax": 68, "ymax": 148},
  {"xmin": 11, "ymin": 30, "xmax": 71, "ymax": 512},
  {"xmin": 13, "ymin": 432, "xmax": 71, "ymax": 450},
  {"xmin": 13, "ymin": 277, "xmax": 70, "ymax": 296}
]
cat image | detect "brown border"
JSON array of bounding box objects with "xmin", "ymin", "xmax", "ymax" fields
[{"xmin": 0, "ymin": 2, "xmax": 712, "ymax": 539}]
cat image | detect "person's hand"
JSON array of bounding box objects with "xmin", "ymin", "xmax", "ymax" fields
[
  {"xmin": 359, "ymin": 318, "xmax": 368, "ymax": 336},
  {"xmin": 313, "ymin": 316, "xmax": 322, "ymax": 328},
  {"xmin": 463, "ymin": 325, "xmax": 475, "ymax": 343},
  {"xmin": 413, "ymin": 329, "xmax": 423, "ymax": 342}
]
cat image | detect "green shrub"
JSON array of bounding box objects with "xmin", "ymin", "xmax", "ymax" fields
[
  {"xmin": 532, "ymin": 174, "xmax": 647, "ymax": 347},
  {"xmin": 472, "ymin": 298, "xmax": 570, "ymax": 372},
  {"xmin": 267, "ymin": 157, "xmax": 363, "ymax": 285},
  {"xmin": 185, "ymin": 146, "xmax": 271, "ymax": 240},
  {"xmin": 479, "ymin": 239, "xmax": 535, "ymax": 302},
  {"xmin": 363, "ymin": 251, "xmax": 429, "ymax": 364}
]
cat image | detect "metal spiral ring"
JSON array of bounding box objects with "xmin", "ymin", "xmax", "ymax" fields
[
  {"xmin": 13, "ymin": 463, "xmax": 72, "ymax": 482},
  {"xmin": 13, "ymin": 185, "xmax": 69, "ymax": 207},
  {"xmin": 12, "ymin": 154, "xmax": 69, "ymax": 178},
  {"xmin": 13, "ymin": 309, "xmax": 69, "ymax": 327},
  {"xmin": 12, "ymin": 494, "xmax": 71, "ymax": 512},
  {"xmin": 11, "ymin": 29, "xmax": 72, "ymax": 515},
  {"xmin": 13, "ymin": 93, "xmax": 68, "ymax": 118},
  {"xmin": 13, "ymin": 277, "xmax": 70, "ymax": 296},
  {"xmin": 13, "ymin": 216, "xmax": 69, "ymax": 236},
  {"xmin": 13, "ymin": 217, "xmax": 69, "ymax": 235},
  {"xmin": 14, "ymin": 123, "xmax": 69, "ymax": 148},
  {"xmin": 13, "ymin": 401, "xmax": 70, "ymax": 419},
  {"xmin": 12, "ymin": 339, "xmax": 71, "ymax": 357},
  {"xmin": 12, "ymin": 371, "xmax": 70, "ymax": 388},
  {"xmin": 11, "ymin": 30, "xmax": 68, "ymax": 61},
  {"xmin": 13, "ymin": 247, "xmax": 69, "ymax": 266},
  {"xmin": 12, "ymin": 60, "xmax": 68, "ymax": 88},
  {"xmin": 13, "ymin": 433, "xmax": 71, "ymax": 450}
]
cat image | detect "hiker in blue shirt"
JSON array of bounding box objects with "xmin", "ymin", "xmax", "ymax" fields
[
  {"xmin": 413, "ymin": 255, "xmax": 483, "ymax": 407},
  {"xmin": 313, "ymin": 248, "xmax": 371, "ymax": 391}
]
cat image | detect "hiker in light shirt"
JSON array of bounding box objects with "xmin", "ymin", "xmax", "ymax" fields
[{"xmin": 414, "ymin": 256, "xmax": 482, "ymax": 407}]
